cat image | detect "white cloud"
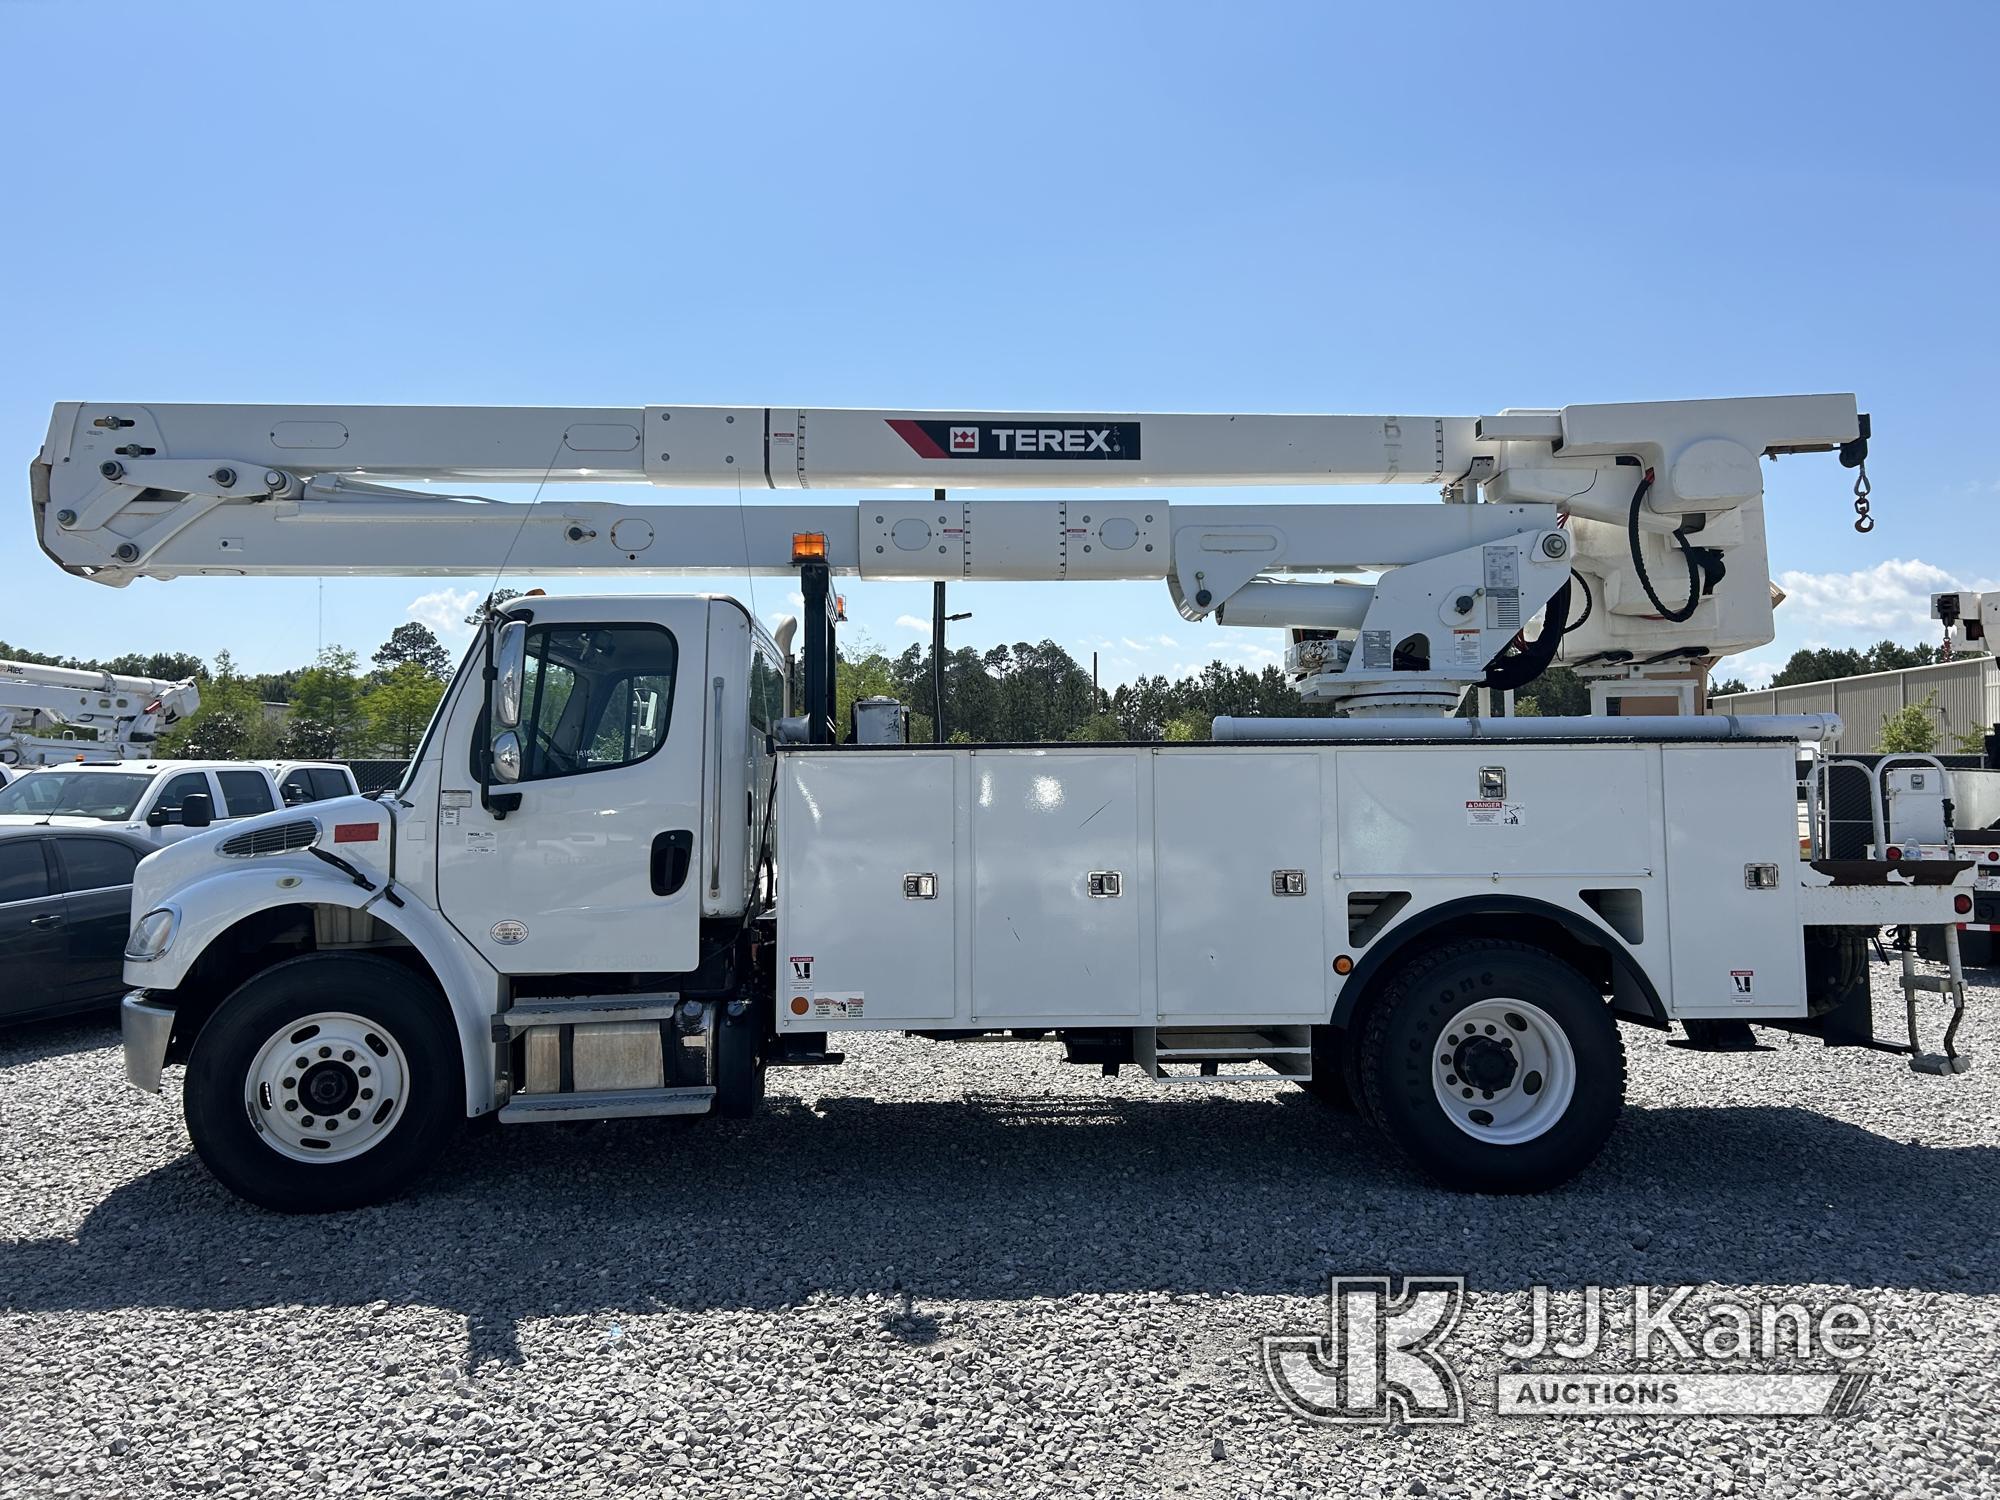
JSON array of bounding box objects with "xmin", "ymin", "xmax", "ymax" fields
[
  {"xmin": 408, "ymin": 587, "xmax": 481, "ymax": 637},
  {"xmin": 1155, "ymin": 634, "xmax": 1178, "ymax": 648},
  {"xmin": 894, "ymin": 614, "xmax": 931, "ymax": 633},
  {"xmin": 1120, "ymin": 636, "xmax": 1150, "ymax": 652},
  {"xmin": 1771, "ymin": 558, "xmax": 1981, "ymax": 636},
  {"xmin": 1230, "ymin": 643, "xmax": 1282, "ymax": 664}
]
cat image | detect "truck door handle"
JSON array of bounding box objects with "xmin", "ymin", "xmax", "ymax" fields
[
  {"xmin": 652, "ymin": 830, "xmax": 694, "ymax": 896},
  {"xmin": 29, "ymin": 913, "xmax": 64, "ymax": 928}
]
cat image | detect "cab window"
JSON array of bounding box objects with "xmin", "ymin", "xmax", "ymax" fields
[
  {"xmin": 515, "ymin": 624, "xmax": 679, "ymax": 781},
  {"xmin": 152, "ymin": 772, "xmax": 212, "ymax": 817},
  {"xmin": 749, "ymin": 640, "xmax": 786, "ymax": 734},
  {"xmin": 312, "ymin": 767, "xmax": 355, "ymax": 799},
  {"xmin": 282, "ymin": 767, "xmax": 358, "ymax": 805},
  {"xmin": 217, "ymin": 771, "xmax": 275, "ymax": 817}
]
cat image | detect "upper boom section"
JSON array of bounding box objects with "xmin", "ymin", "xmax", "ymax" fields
[
  {"xmin": 30, "ymin": 395, "xmax": 1864, "ymax": 716},
  {"xmin": 39, "ymin": 402, "xmax": 1496, "ymax": 494}
]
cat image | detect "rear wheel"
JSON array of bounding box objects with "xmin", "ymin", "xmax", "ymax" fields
[
  {"xmin": 1358, "ymin": 939, "xmax": 1624, "ymax": 1193},
  {"xmin": 184, "ymin": 953, "xmax": 463, "ymax": 1213}
]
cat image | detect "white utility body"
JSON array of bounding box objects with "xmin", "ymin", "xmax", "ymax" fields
[{"xmin": 29, "ymin": 394, "xmax": 1977, "ymax": 1212}]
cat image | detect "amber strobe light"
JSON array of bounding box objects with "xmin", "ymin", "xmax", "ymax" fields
[{"xmin": 791, "ymin": 532, "xmax": 828, "ymax": 564}]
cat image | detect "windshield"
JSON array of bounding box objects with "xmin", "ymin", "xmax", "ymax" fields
[{"xmin": 0, "ymin": 770, "xmax": 154, "ymax": 820}]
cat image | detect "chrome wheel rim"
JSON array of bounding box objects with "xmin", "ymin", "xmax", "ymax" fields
[
  {"xmin": 1431, "ymin": 998, "xmax": 1576, "ymax": 1145},
  {"xmin": 244, "ymin": 1012, "xmax": 410, "ymax": 1164}
]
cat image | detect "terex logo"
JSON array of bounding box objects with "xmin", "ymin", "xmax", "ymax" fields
[
  {"xmin": 887, "ymin": 419, "xmax": 1141, "ymax": 462},
  {"xmin": 994, "ymin": 427, "xmax": 1113, "ymax": 453}
]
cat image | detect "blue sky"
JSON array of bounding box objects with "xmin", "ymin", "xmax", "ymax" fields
[{"xmin": 2, "ymin": 1, "xmax": 1994, "ymax": 689}]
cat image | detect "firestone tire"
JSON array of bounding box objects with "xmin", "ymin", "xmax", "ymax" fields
[
  {"xmin": 1358, "ymin": 939, "xmax": 1624, "ymax": 1193},
  {"xmin": 184, "ymin": 953, "xmax": 463, "ymax": 1213}
]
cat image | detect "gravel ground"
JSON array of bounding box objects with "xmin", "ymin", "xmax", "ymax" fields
[{"xmin": 3, "ymin": 958, "xmax": 1998, "ymax": 1499}]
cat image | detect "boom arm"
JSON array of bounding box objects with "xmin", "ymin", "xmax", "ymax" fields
[
  {"xmin": 32, "ymin": 395, "xmax": 1863, "ymax": 714},
  {"xmin": 0, "ymin": 659, "xmax": 199, "ymax": 768}
]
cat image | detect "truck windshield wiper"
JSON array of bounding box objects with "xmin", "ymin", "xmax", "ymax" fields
[{"xmin": 308, "ymin": 846, "xmax": 405, "ymax": 907}]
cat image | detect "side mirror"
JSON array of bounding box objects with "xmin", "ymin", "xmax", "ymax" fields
[
  {"xmin": 494, "ymin": 621, "xmax": 527, "ymax": 728},
  {"xmin": 491, "ymin": 729, "xmax": 522, "ymax": 784},
  {"xmin": 179, "ymin": 792, "xmax": 214, "ymax": 829},
  {"xmin": 145, "ymin": 806, "xmax": 168, "ymax": 828},
  {"xmin": 282, "ymin": 783, "xmax": 309, "ymax": 806}
]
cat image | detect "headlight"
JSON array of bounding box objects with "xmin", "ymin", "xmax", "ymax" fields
[{"xmin": 126, "ymin": 906, "xmax": 178, "ymax": 961}]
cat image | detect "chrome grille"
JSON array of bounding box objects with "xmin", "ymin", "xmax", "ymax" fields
[{"xmin": 218, "ymin": 818, "xmax": 320, "ymax": 858}]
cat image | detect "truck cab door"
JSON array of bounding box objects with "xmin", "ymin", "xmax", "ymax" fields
[{"xmin": 435, "ymin": 599, "xmax": 709, "ymax": 977}]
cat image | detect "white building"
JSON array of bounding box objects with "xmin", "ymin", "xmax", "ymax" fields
[{"xmin": 1714, "ymin": 656, "xmax": 1998, "ymax": 755}]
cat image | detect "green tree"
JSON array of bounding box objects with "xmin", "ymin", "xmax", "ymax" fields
[
  {"xmin": 286, "ymin": 647, "xmax": 364, "ymax": 754},
  {"xmin": 373, "ymin": 622, "xmax": 451, "ymax": 679},
  {"xmin": 835, "ymin": 645, "xmax": 903, "ymax": 743},
  {"xmin": 1769, "ymin": 639, "xmax": 1958, "ymax": 688},
  {"xmin": 1513, "ymin": 664, "xmax": 1589, "ymax": 717},
  {"xmin": 1066, "ymin": 712, "xmax": 1124, "ymax": 742},
  {"xmin": 1878, "ymin": 692, "xmax": 1941, "ymax": 754},
  {"xmin": 361, "ymin": 661, "xmax": 446, "ymax": 756},
  {"xmin": 1161, "ymin": 712, "xmax": 1209, "ymax": 741},
  {"xmin": 0, "ymin": 640, "xmax": 205, "ymax": 684},
  {"xmin": 160, "ymin": 649, "xmax": 280, "ymax": 759},
  {"xmin": 465, "ymin": 589, "xmax": 523, "ymax": 627},
  {"xmin": 1709, "ymin": 676, "xmax": 1749, "ymax": 698}
]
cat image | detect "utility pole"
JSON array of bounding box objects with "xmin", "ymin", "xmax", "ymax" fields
[{"xmin": 932, "ymin": 578, "xmax": 946, "ymax": 741}]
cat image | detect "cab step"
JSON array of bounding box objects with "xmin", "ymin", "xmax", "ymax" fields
[
  {"xmin": 498, "ymin": 1085, "xmax": 714, "ymax": 1123},
  {"xmin": 494, "ymin": 992, "xmax": 683, "ymax": 1036},
  {"xmin": 1134, "ymin": 1025, "xmax": 1313, "ymax": 1084}
]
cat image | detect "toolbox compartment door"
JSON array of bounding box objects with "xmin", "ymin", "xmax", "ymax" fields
[
  {"xmin": 1155, "ymin": 750, "xmax": 1325, "ymax": 1021},
  {"xmin": 777, "ymin": 751, "xmax": 957, "ymax": 1026},
  {"xmin": 971, "ymin": 751, "xmax": 1142, "ymax": 1023}
]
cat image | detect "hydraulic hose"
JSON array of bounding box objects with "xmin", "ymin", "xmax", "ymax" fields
[
  {"xmin": 1482, "ymin": 576, "xmax": 1573, "ymax": 692},
  {"xmin": 1626, "ymin": 469, "xmax": 1701, "ymax": 623}
]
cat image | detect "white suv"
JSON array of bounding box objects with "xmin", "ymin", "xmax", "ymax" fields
[{"xmin": 0, "ymin": 759, "xmax": 357, "ymax": 846}]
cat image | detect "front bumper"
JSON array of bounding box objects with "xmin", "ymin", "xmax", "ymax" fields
[{"xmin": 121, "ymin": 991, "xmax": 176, "ymax": 1094}]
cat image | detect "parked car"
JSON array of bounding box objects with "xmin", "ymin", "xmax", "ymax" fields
[
  {"xmin": 267, "ymin": 761, "xmax": 361, "ymax": 807},
  {"xmin": 0, "ymin": 759, "xmax": 357, "ymax": 847},
  {"xmin": 0, "ymin": 825, "xmax": 152, "ymax": 1022}
]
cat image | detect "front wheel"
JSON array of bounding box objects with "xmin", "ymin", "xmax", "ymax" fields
[
  {"xmin": 184, "ymin": 953, "xmax": 463, "ymax": 1213},
  {"xmin": 1357, "ymin": 939, "xmax": 1624, "ymax": 1193}
]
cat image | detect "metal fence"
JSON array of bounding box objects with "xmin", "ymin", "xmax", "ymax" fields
[
  {"xmin": 343, "ymin": 759, "xmax": 410, "ymax": 793},
  {"xmin": 1714, "ymin": 657, "xmax": 1999, "ymax": 754}
]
